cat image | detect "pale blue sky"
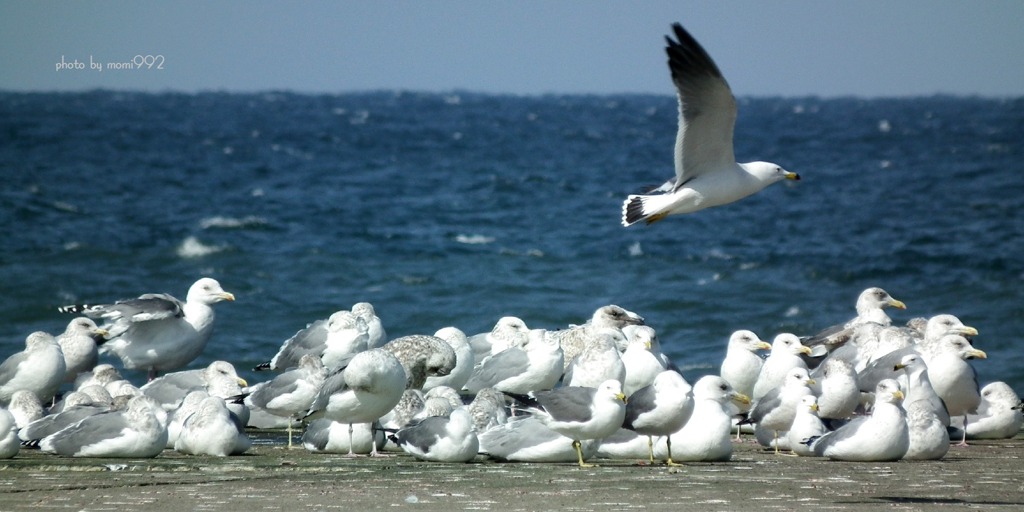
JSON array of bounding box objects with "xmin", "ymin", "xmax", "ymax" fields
[{"xmin": 2, "ymin": 1, "xmax": 1023, "ymax": 97}]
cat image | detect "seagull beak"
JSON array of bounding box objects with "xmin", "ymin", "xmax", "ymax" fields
[
  {"xmin": 805, "ymin": 378, "xmax": 817, "ymax": 386},
  {"xmin": 810, "ymin": 403, "xmax": 819, "ymax": 412},
  {"xmin": 615, "ymin": 392, "xmax": 627, "ymax": 403},
  {"xmin": 893, "ymin": 363, "xmax": 907, "ymax": 371},
  {"xmin": 220, "ymin": 292, "xmax": 236, "ymax": 302},
  {"xmin": 966, "ymin": 348, "xmax": 987, "ymax": 360},
  {"xmin": 237, "ymin": 377, "xmax": 248, "ymax": 387},
  {"xmin": 731, "ymin": 392, "xmax": 751, "ymax": 406},
  {"xmin": 755, "ymin": 341, "xmax": 772, "ymax": 351},
  {"xmin": 785, "ymin": 172, "xmax": 800, "ymax": 181},
  {"xmin": 93, "ymin": 328, "xmax": 110, "ymax": 337},
  {"xmin": 892, "ymin": 390, "xmax": 905, "ymax": 401},
  {"xmin": 644, "ymin": 341, "xmax": 652, "ymax": 350},
  {"xmin": 888, "ymin": 299, "xmax": 907, "ymax": 310},
  {"xmin": 798, "ymin": 346, "xmax": 812, "ymax": 355},
  {"xmin": 955, "ymin": 326, "xmax": 979, "ymax": 337}
]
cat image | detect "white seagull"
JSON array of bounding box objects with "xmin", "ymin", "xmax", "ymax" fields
[
  {"xmin": 621, "ymin": 23, "xmax": 798, "ymax": 227},
  {"xmin": 60, "ymin": 277, "xmax": 235, "ymax": 379},
  {"xmin": 508, "ymin": 380, "xmax": 627, "ymax": 467}
]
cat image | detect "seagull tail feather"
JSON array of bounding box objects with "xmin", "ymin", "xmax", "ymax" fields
[{"xmin": 622, "ymin": 194, "xmax": 673, "ymax": 227}]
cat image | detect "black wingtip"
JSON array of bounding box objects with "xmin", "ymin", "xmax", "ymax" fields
[
  {"xmin": 623, "ymin": 196, "xmax": 646, "ymax": 226},
  {"xmin": 253, "ymin": 362, "xmax": 272, "ymax": 371},
  {"xmin": 503, "ymin": 391, "xmax": 540, "ymax": 409},
  {"xmin": 665, "ymin": 22, "xmax": 723, "ymax": 80}
]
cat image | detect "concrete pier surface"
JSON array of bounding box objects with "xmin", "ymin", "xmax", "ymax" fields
[{"xmin": 1, "ymin": 432, "xmax": 1021, "ymax": 511}]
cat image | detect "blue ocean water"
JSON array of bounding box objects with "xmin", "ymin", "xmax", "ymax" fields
[{"xmin": 1, "ymin": 91, "xmax": 1022, "ymax": 393}]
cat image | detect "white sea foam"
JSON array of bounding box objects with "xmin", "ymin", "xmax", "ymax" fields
[
  {"xmin": 628, "ymin": 241, "xmax": 643, "ymax": 257},
  {"xmin": 199, "ymin": 215, "xmax": 267, "ymax": 229},
  {"xmin": 455, "ymin": 234, "xmax": 495, "ymax": 245},
  {"xmin": 176, "ymin": 236, "xmax": 227, "ymax": 258}
]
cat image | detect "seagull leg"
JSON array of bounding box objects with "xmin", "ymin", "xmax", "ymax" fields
[
  {"xmin": 956, "ymin": 416, "xmax": 970, "ymax": 447},
  {"xmin": 347, "ymin": 423, "xmax": 356, "ymax": 456},
  {"xmin": 773, "ymin": 430, "xmax": 780, "ymax": 455},
  {"xmin": 368, "ymin": 420, "xmax": 388, "ymax": 457},
  {"xmin": 574, "ymin": 440, "xmax": 597, "ymax": 468},
  {"xmin": 286, "ymin": 416, "xmax": 294, "ymax": 449},
  {"xmin": 665, "ymin": 435, "xmax": 681, "ymax": 466},
  {"xmin": 647, "ymin": 436, "xmax": 655, "ymax": 464}
]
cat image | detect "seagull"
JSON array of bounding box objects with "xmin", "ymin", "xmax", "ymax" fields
[
  {"xmin": 254, "ymin": 310, "xmax": 341, "ymax": 372},
  {"xmin": 304, "ymin": 348, "xmax": 407, "ymax": 456},
  {"xmin": 319, "ymin": 311, "xmax": 369, "ymax": 370},
  {"xmin": 507, "ymin": 380, "xmax": 627, "ymax": 467},
  {"xmin": 174, "ymin": 396, "xmax": 251, "ymax": 456},
  {"xmin": 563, "ymin": 328, "xmax": 626, "ymax": 389},
  {"xmin": 920, "ymin": 335, "xmax": 986, "ymax": 445},
  {"xmin": 802, "ymin": 287, "xmax": 906, "ymax": 362},
  {"xmin": 620, "ymin": 335, "xmax": 668, "ymax": 397},
  {"xmin": 54, "ymin": 317, "xmax": 108, "ymax": 383},
  {"xmin": 720, "ymin": 330, "xmax": 771, "ymax": 399},
  {"xmin": 39, "ymin": 395, "xmax": 168, "ymax": 458},
  {"xmin": 463, "ymin": 329, "xmax": 563, "ymax": 395},
  {"xmin": 423, "ymin": 327, "xmax": 473, "ymax": 392},
  {"xmin": 351, "ymin": 302, "xmax": 387, "ymax": 349},
  {"xmin": 7, "ymin": 390, "xmax": 44, "ymax": 431},
  {"xmin": 0, "ymin": 408, "xmax": 18, "ymax": 459},
  {"xmin": 550, "ymin": 305, "xmax": 643, "ymax": 371},
  {"xmin": 301, "ymin": 419, "xmax": 384, "ymax": 454},
  {"xmin": 622, "ymin": 370, "xmax": 694, "ymax": 465},
  {"xmin": 656, "ymin": 375, "xmax": 750, "ymax": 462},
  {"xmin": 381, "ymin": 335, "xmax": 458, "ymax": 390},
  {"xmin": 810, "ymin": 379, "xmax": 909, "ymax": 462},
  {"xmin": 390, "ymin": 407, "xmax": 479, "ymax": 463},
  {"xmin": 621, "ymin": 23, "xmax": 798, "ymax": 227},
  {"xmin": 478, "ymin": 416, "xmax": 601, "ymax": 463},
  {"xmin": 747, "ymin": 367, "xmax": 815, "ymax": 454},
  {"xmin": 60, "ymin": 277, "xmax": 235, "ymax": 379},
  {"xmin": 246, "ymin": 354, "xmax": 328, "ymax": 448},
  {"xmin": 0, "ymin": 332, "xmax": 66, "ymax": 406},
  {"xmin": 467, "ymin": 387, "xmax": 509, "ymax": 433},
  {"xmin": 141, "ymin": 360, "xmax": 248, "ymax": 411},
  {"xmin": 786, "ymin": 395, "xmax": 828, "ymax": 457},
  {"xmin": 19, "ymin": 392, "xmax": 111, "ymax": 442},
  {"xmin": 902, "ymin": 400, "xmax": 950, "ymax": 460},
  {"xmin": 752, "ymin": 333, "xmax": 810, "ymax": 400},
  {"xmin": 809, "ymin": 358, "xmax": 860, "ymax": 423},
  {"xmin": 951, "ymin": 381, "xmax": 1023, "ymax": 440},
  {"xmin": 720, "ymin": 329, "xmax": 770, "ymax": 440}
]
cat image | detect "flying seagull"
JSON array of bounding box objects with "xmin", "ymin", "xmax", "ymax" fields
[{"xmin": 621, "ymin": 23, "xmax": 799, "ymax": 227}]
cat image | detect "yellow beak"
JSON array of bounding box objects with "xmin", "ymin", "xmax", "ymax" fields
[{"xmin": 967, "ymin": 348, "xmax": 987, "ymax": 360}]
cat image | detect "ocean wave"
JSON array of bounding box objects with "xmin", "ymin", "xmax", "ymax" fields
[
  {"xmin": 176, "ymin": 236, "xmax": 227, "ymax": 258},
  {"xmin": 455, "ymin": 234, "xmax": 495, "ymax": 245},
  {"xmin": 199, "ymin": 215, "xmax": 268, "ymax": 230}
]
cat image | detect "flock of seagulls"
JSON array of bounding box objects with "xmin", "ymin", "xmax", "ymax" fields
[
  {"xmin": 0, "ymin": 24, "xmax": 1020, "ymax": 468},
  {"xmin": 0, "ymin": 278, "xmax": 1019, "ymax": 466}
]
